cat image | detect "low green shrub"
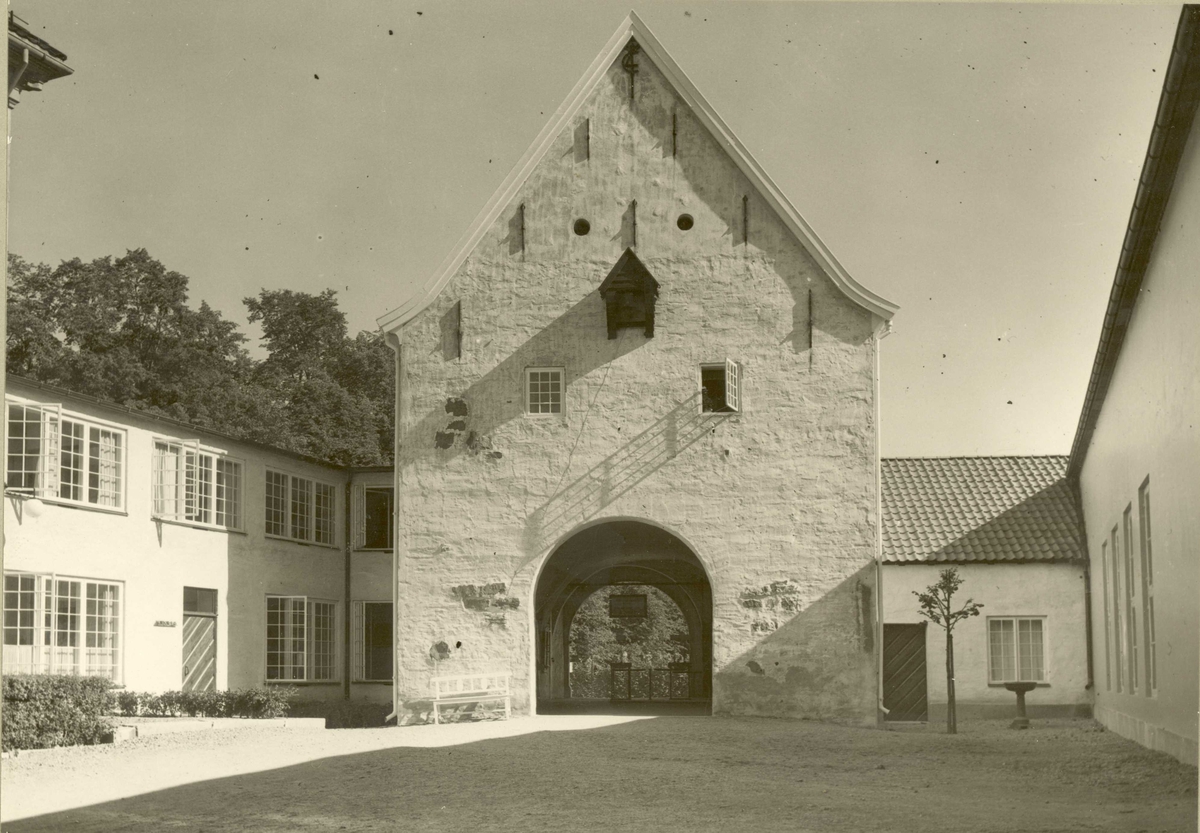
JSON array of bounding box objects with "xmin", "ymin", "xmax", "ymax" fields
[
  {"xmin": 2, "ymin": 675, "xmax": 114, "ymax": 751},
  {"xmin": 289, "ymin": 699, "xmax": 392, "ymax": 729},
  {"xmin": 114, "ymin": 686, "xmax": 295, "ymax": 719}
]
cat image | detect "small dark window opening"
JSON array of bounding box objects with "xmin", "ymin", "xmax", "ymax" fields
[
  {"xmin": 573, "ymin": 218, "xmax": 591, "ymax": 236},
  {"xmin": 599, "ymin": 247, "xmax": 659, "ymax": 339},
  {"xmin": 701, "ymin": 366, "xmax": 729, "ymax": 412},
  {"xmin": 677, "ymin": 214, "xmax": 694, "ymax": 231},
  {"xmin": 364, "ymin": 487, "xmax": 394, "ymax": 550}
]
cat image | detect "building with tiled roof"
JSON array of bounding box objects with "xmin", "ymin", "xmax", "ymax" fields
[
  {"xmin": 882, "ymin": 456, "xmax": 1084, "ymax": 565},
  {"xmin": 880, "ymin": 456, "xmax": 1091, "ymax": 723}
]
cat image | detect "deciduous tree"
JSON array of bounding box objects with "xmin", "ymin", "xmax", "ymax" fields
[{"xmin": 914, "ymin": 567, "xmax": 983, "ymax": 734}]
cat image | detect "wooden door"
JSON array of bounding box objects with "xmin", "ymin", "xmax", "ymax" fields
[
  {"xmin": 182, "ymin": 587, "xmax": 217, "ymax": 692},
  {"xmin": 883, "ymin": 623, "xmax": 928, "ymax": 721}
]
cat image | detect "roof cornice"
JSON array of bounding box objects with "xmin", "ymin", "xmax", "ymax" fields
[
  {"xmin": 1067, "ymin": 5, "xmax": 1200, "ymax": 481},
  {"xmin": 377, "ymin": 10, "xmax": 897, "ymax": 334}
]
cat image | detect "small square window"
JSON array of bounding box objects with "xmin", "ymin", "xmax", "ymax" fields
[
  {"xmin": 525, "ymin": 367, "xmax": 564, "ymax": 415},
  {"xmin": 701, "ymin": 359, "xmax": 741, "ymax": 413}
]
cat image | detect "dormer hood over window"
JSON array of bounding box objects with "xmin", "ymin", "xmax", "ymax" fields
[{"xmin": 598, "ymin": 248, "xmax": 659, "ymax": 339}]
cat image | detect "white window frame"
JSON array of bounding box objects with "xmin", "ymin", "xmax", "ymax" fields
[
  {"xmin": 353, "ymin": 484, "xmax": 394, "ymax": 551},
  {"xmin": 265, "ymin": 595, "xmax": 338, "ymax": 683},
  {"xmin": 699, "ymin": 359, "xmax": 742, "ymax": 413},
  {"xmin": 525, "ymin": 367, "xmax": 564, "ymax": 416},
  {"xmin": 152, "ymin": 438, "xmax": 244, "ymax": 531},
  {"xmin": 987, "ymin": 615, "xmax": 1047, "ymax": 684},
  {"xmin": 351, "ymin": 600, "xmax": 394, "ymax": 682},
  {"xmin": 264, "ymin": 470, "xmax": 338, "ymax": 546},
  {"xmin": 2, "ymin": 571, "xmax": 123, "ymax": 683},
  {"xmin": 5, "ymin": 396, "xmax": 127, "ymax": 512}
]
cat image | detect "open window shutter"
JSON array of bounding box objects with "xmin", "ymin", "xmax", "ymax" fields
[
  {"xmin": 183, "ymin": 440, "xmax": 201, "ymax": 520},
  {"xmin": 351, "ymin": 601, "xmax": 364, "ymax": 681},
  {"xmin": 352, "ymin": 483, "xmax": 366, "ymax": 550},
  {"xmin": 724, "ymin": 359, "xmax": 740, "ymax": 413},
  {"xmin": 38, "ymin": 404, "xmax": 62, "ymax": 499}
]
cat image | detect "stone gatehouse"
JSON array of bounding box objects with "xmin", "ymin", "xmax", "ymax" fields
[{"xmin": 378, "ymin": 13, "xmax": 898, "ymax": 724}]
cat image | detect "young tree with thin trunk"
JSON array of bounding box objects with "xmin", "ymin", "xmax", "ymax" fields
[{"xmin": 913, "ymin": 567, "xmax": 983, "ymax": 734}]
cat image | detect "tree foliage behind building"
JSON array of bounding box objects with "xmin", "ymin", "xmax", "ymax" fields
[{"xmin": 6, "ymin": 250, "xmax": 393, "ymax": 466}]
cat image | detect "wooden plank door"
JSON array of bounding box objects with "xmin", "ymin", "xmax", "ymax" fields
[
  {"xmin": 182, "ymin": 587, "xmax": 218, "ymax": 693},
  {"xmin": 883, "ymin": 623, "xmax": 928, "ymax": 722}
]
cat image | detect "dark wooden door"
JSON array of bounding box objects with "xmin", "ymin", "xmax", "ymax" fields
[
  {"xmin": 182, "ymin": 587, "xmax": 218, "ymax": 693},
  {"xmin": 883, "ymin": 623, "xmax": 928, "ymax": 721}
]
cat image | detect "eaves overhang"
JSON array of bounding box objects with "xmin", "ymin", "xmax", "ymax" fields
[{"xmin": 1067, "ymin": 5, "xmax": 1200, "ymax": 481}]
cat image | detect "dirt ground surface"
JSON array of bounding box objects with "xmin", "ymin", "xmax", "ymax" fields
[{"xmin": 2, "ymin": 716, "xmax": 1195, "ymax": 832}]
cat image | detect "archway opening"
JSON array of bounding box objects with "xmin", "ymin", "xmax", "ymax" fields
[{"xmin": 534, "ymin": 520, "xmax": 712, "ymax": 715}]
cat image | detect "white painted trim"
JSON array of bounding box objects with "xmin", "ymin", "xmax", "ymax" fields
[{"xmin": 377, "ymin": 11, "xmax": 897, "ymax": 334}]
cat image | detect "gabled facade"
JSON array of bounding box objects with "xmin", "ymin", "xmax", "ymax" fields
[
  {"xmin": 1070, "ymin": 6, "xmax": 1200, "ymax": 766},
  {"xmin": 3, "ymin": 376, "xmax": 393, "ymax": 702},
  {"xmin": 379, "ymin": 14, "xmax": 897, "ymax": 723}
]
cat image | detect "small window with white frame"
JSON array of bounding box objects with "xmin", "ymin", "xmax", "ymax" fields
[
  {"xmin": 2, "ymin": 571, "xmax": 123, "ymax": 682},
  {"xmin": 265, "ymin": 470, "xmax": 337, "ymax": 545},
  {"xmin": 352, "ymin": 600, "xmax": 393, "ymax": 682},
  {"xmin": 525, "ymin": 367, "xmax": 564, "ymax": 415},
  {"xmin": 152, "ymin": 439, "xmax": 244, "ymax": 531},
  {"xmin": 988, "ymin": 616, "xmax": 1046, "ymax": 684},
  {"xmin": 265, "ymin": 595, "xmax": 338, "ymax": 682},
  {"xmin": 700, "ymin": 359, "xmax": 741, "ymax": 413},
  {"xmin": 5, "ymin": 398, "xmax": 126, "ymax": 510}
]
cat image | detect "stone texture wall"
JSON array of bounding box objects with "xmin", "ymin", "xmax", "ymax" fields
[{"xmin": 393, "ymin": 46, "xmax": 881, "ymax": 723}]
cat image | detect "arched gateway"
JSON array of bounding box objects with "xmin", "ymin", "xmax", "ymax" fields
[{"xmin": 534, "ymin": 520, "xmax": 712, "ymax": 713}]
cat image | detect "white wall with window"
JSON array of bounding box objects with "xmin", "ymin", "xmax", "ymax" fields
[
  {"xmin": 2, "ymin": 572, "xmax": 123, "ymax": 682},
  {"xmin": 882, "ymin": 562, "xmax": 1090, "ymax": 718},
  {"xmin": 3, "ymin": 379, "xmax": 361, "ymax": 697},
  {"xmin": 265, "ymin": 596, "xmax": 339, "ymax": 682}
]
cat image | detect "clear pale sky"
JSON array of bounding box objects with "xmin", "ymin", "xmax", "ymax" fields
[{"xmin": 7, "ymin": 1, "xmax": 1180, "ymax": 457}]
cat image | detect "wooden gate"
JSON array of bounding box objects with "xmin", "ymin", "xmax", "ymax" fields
[
  {"xmin": 182, "ymin": 587, "xmax": 217, "ymax": 692},
  {"xmin": 883, "ymin": 623, "xmax": 928, "ymax": 722}
]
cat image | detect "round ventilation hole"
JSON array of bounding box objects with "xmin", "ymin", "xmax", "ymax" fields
[
  {"xmin": 573, "ymin": 218, "xmax": 591, "ymax": 236},
  {"xmin": 677, "ymin": 214, "xmax": 694, "ymax": 231}
]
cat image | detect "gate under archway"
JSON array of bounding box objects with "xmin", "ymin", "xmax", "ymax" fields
[{"xmin": 534, "ymin": 520, "xmax": 712, "ymax": 714}]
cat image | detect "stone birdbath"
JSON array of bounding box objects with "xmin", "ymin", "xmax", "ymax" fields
[{"xmin": 1004, "ymin": 682, "xmax": 1037, "ymax": 729}]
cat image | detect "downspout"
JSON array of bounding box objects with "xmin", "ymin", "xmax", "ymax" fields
[
  {"xmin": 343, "ymin": 471, "xmax": 353, "ymax": 700},
  {"xmin": 1073, "ymin": 478, "xmax": 1095, "ymax": 692},
  {"xmin": 873, "ymin": 319, "xmax": 891, "ymax": 724},
  {"xmin": 384, "ymin": 332, "xmax": 403, "ymax": 724}
]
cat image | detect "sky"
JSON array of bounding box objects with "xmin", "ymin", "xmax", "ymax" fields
[{"xmin": 7, "ymin": 1, "xmax": 1181, "ymax": 457}]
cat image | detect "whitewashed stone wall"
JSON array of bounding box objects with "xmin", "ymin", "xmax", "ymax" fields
[{"xmin": 393, "ymin": 48, "xmax": 882, "ymax": 723}]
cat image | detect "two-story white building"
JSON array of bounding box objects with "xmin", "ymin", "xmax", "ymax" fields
[{"xmin": 3, "ymin": 375, "xmax": 393, "ymax": 702}]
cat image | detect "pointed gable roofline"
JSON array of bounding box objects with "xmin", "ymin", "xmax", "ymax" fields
[{"xmin": 378, "ymin": 11, "xmax": 898, "ymax": 334}]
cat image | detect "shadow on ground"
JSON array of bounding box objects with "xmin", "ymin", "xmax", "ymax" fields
[{"xmin": 3, "ymin": 718, "xmax": 1194, "ymax": 833}]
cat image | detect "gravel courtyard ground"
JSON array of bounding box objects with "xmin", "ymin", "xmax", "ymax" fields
[{"xmin": 2, "ymin": 716, "xmax": 1194, "ymax": 832}]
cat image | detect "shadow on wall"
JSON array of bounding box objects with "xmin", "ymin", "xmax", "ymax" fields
[
  {"xmin": 402, "ymin": 290, "xmax": 644, "ymax": 468},
  {"xmin": 714, "ymin": 563, "xmax": 878, "ymax": 725},
  {"xmin": 520, "ymin": 392, "xmax": 728, "ymax": 562}
]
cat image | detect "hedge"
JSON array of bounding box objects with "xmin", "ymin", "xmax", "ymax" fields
[
  {"xmin": 288, "ymin": 699, "xmax": 392, "ymax": 729},
  {"xmin": 114, "ymin": 686, "xmax": 296, "ymax": 719},
  {"xmin": 2, "ymin": 675, "xmax": 114, "ymax": 751}
]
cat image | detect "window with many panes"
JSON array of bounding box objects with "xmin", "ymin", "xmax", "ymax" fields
[
  {"xmin": 988, "ymin": 617, "xmax": 1045, "ymax": 684},
  {"xmin": 525, "ymin": 367, "xmax": 563, "ymax": 415},
  {"xmin": 265, "ymin": 596, "xmax": 337, "ymax": 682},
  {"xmin": 2, "ymin": 572, "xmax": 122, "ymax": 682},
  {"xmin": 354, "ymin": 486, "xmax": 394, "ymax": 550},
  {"xmin": 352, "ymin": 601, "xmax": 393, "ymax": 682},
  {"xmin": 152, "ymin": 440, "xmax": 243, "ymax": 530},
  {"xmin": 6, "ymin": 399, "xmax": 125, "ymax": 510},
  {"xmin": 1138, "ymin": 478, "xmax": 1156, "ymax": 694},
  {"xmin": 265, "ymin": 471, "xmax": 336, "ymax": 545}
]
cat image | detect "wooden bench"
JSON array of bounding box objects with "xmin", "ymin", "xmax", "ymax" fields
[{"xmin": 430, "ymin": 672, "xmax": 511, "ymax": 724}]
